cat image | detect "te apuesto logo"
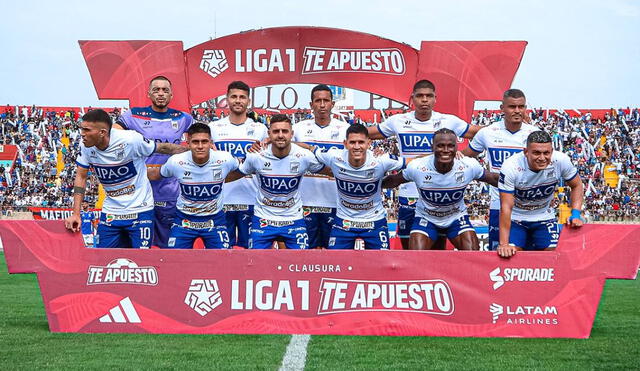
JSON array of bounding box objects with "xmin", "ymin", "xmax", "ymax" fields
[{"xmin": 87, "ymin": 258, "xmax": 158, "ymax": 286}]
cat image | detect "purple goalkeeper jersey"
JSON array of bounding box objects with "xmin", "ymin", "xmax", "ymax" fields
[{"xmin": 116, "ymin": 106, "xmax": 193, "ymax": 202}]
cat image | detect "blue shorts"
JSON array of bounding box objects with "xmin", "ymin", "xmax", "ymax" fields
[
  {"xmin": 167, "ymin": 211, "xmax": 230, "ymax": 249},
  {"xmin": 488, "ymin": 209, "xmax": 500, "ymax": 251},
  {"xmin": 303, "ymin": 207, "xmax": 335, "ymax": 248},
  {"xmin": 328, "ymin": 217, "xmax": 389, "ymax": 250},
  {"xmin": 509, "ymin": 219, "xmax": 560, "ymax": 250},
  {"xmin": 225, "ymin": 205, "xmax": 253, "ymax": 248},
  {"xmin": 153, "ymin": 201, "xmax": 177, "ymax": 248},
  {"xmin": 96, "ymin": 210, "xmax": 155, "ymax": 249},
  {"xmin": 411, "ymin": 214, "xmax": 474, "ymax": 241},
  {"xmin": 249, "ymin": 217, "xmax": 308, "ymax": 250},
  {"xmin": 397, "ymin": 197, "xmax": 418, "ymax": 239}
]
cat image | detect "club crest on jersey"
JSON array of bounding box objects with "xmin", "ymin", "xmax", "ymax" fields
[
  {"xmin": 213, "ymin": 170, "xmax": 222, "ymax": 180},
  {"xmin": 331, "ymin": 130, "xmax": 339, "ymax": 139},
  {"xmin": 171, "ymin": 120, "xmax": 179, "ymax": 130},
  {"xmin": 290, "ymin": 162, "xmax": 300, "ymax": 173},
  {"xmin": 115, "ymin": 149, "xmax": 125, "ymax": 160},
  {"xmin": 365, "ymin": 169, "xmax": 375, "ymax": 178},
  {"xmin": 246, "ymin": 128, "xmax": 255, "ymax": 137},
  {"xmin": 455, "ymin": 172, "xmax": 464, "ymax": 183}
]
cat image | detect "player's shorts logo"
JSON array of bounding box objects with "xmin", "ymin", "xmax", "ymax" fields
[{"xmin": 200, "ymin": 49, "xmax": 229, "ymax": 78}]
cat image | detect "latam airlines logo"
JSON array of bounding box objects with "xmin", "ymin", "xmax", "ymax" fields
[
  {"xmin": 200, "ymin": 49, "xmax": 229, "ymax": 78},
  {"xmin": 87, "ymin": 258, "xmax": 158, "ymax": 286},
  {"xmin": 302, "ymin": 47, "xmax": 406, "ymax": 75},
  {"xmin": 489, "ymin": 303, "xmax": 559, "ymax": 325},
  {"xmin": 489, "ymin": 267, "xmax": 555, "ymax": 290},
  {"xmin": 317, "ymin": 279, "xmax": 454, "ymax": 315}
]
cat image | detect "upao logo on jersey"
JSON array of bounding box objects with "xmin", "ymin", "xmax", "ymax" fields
[
  {"xmin": 488, "ymin": 147, "xmax": 523, "ymax": 169},
  {"xmin": 87, "ymin": 258, "xmax": 158, "ymax": 285},
  {"xmin": 317, "ymin": 278, "xmax": 454, "ymax": 315},
  {"xmin": 302, "ymin": 47, "xmax": 405, "ymax": 75},
  {"xmin": 180, "ymin": 182, "xmax": 223, "ymax": 201},
  {"xmin": 214, "ymin": 140, "xmax": 254, "ymax": 158},
  {"xmin": 515, "ymin": 182, "xmax": 557, "ymax": 201},
  {"xmin": 419, "ymin": 187, "xmax": 466, "ymax": 206},
  {"xmin": 336, "ymin": 178, "xmax": 380, "ymax": 198},
  {"xmin": 92, "ymin": 161, "xmax": 137, "ymax": 185},
  {"xmin": 398, "ymin": 132, "xmax": 434, "ymax": 154},
  {"xmin": 259, "ymin": 174, "xmax": 303, "ymax": 195}
]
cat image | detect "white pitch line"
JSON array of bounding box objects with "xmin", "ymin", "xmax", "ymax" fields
[{"xmin": 279, "ymin": 334, "xmax": 311, "ymax": 371}]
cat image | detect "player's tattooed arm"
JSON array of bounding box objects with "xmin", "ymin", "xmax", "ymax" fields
[
  {"xmin": 478, "ymin": 170, "xmax": 499, "ymax": 187},
  {"xmin": 147, "ymin": 166, "xmax": 162, "ymax": 181},
  {"xmin": 155, "ymin": 143, "xmax": 188, "ymax": 155},
  {"xmin": 382, "ymin": 171, "xmax": 408, "ymax": 189},
  {"xmin": 65, "ymin": 166, "xmax": 89, "ymax": 233}
]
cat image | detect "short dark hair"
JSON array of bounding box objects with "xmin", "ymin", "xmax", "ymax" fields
[
  {"xmin": 413, "ymin": 79, "xmax": 436, "ymax": 93},
  {"xmin": 346, "ymin": 123, "xmax": 369, "ymax": 139},
  {"xmin": 149, "ymin": 75, "xmax": 172, "ymax": 87},
  {"xmin": 82, "ymin": 109, "xmax": 112, "ymax": 131},
  {"xmin": 227, "ymin": 81, "xmax": 250, "ymax": 95},
  {"xmin": 433, "ymin": 128, "xmax": 456, "ymax": 142},
  {"xmin": 503, "ymin": 89, "xmax": 526, "ymax": 100},
  {"xmin": 269, "ymin": 114, "xmax": 291, "ymax": 127},
  {"xmin": 527, "ymin": 130, "xmax": 552, "ymax": 145},
  {"xmin": 311, "ymin": 84, "xmax": 333, "ymax": 101},
  {"xmin": 187, "ymin": 122, "xmax": 211, "ymax": 137}
]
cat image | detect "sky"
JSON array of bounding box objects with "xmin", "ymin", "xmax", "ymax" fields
[{"xmin": 1, "ymin": 0, "xmax": 638, "ymax": 110}]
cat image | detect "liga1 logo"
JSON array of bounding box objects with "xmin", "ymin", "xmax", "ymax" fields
[
  {"xmin": 87, "ymin": 258, "xmax": 158, "ymax": 286},
  {"xmin": 199, "ymin": 46, "xmax": 406, "ymax": 78}
]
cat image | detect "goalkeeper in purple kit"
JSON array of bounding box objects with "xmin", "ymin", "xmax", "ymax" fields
[{"xmin": 114, "ymin": 76, "xmax": 193, "ymax": 248}]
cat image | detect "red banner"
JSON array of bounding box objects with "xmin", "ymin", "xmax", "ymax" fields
[
  {"xmin": 1, "ymin": 222, "xmax": 638, "ymax": 337},
  {"xmin": 79, "ymin": 27, "xmax": 526, "ymax": 121}
]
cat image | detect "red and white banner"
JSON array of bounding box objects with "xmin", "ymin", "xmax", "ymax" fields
[
  {"xmin": 1, "ymin": 222, "xmax": 638, "ymax": 337},
  {"xmin": 80, "ymin": 27, "xmax": 526, "ymax": 121}
]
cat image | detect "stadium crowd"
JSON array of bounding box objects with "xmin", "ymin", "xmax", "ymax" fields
[{"xmin": 1, "ymin": 105, "xmax": 639, "ymax": 223}]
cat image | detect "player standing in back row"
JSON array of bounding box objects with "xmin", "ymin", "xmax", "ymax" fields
[
  {"xmin": 367, "ymin": 80, "xmax": 481, "ymax": 249},
  {"xmin": 293, "ymin": 84, "xmax": 349, "ymax": 249},
  {"xmin": 209, "ymin": 81, "xmax": 268, "ymax": 248},
  {"xmin": 462, "ymin": 89, "xmax": 539, "ymax": 250},
  {"xmin": 115, "ymin": 76, "xmax": 194, "ymax": 248}
]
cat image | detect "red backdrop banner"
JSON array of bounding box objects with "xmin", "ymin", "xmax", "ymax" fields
[
  {"xmin": 1, "ymin": 222, "xmax": 638, "ymax": 337},
  {"xmin": 79, "ymin": 27, "xmax": 526, "ymax": 121}
]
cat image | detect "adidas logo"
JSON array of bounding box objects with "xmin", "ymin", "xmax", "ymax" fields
[{"xmin": 99, "ymin": 297, "xmax": 141, "ymax": 323}]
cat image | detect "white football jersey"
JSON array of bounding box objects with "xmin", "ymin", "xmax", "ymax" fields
[
  {"xmin": 160, "ymin": 150, "xmax": 239, "ymax": 216},
  {"xmin": 239, "ymin": 144, "xmax": 325, "ymax": 221},
  {"xmin": 208, "ymin": 117, "xmax": 268, "ymax": 205},
  {"xmin": 293, "ymin": 118, "xmax": 349, "ymax": 208},
  {"xmin": 377, "ymin": 111, "xmax": 469, "ymax": 198},
  {"xmin": 468, "ymin": 120, "xmax": 539, "ymax": 209},
  {"xmin": 76, "ymin": 129, "xmax": 155, "ymax": 214},
  {"xmin": 498, "ymin": 151, "xmax": 578, "ymax": 222},
  {"xmin": 403, "ymin": 156, "xmax": 485, "ymax": 227},
  {"xmin": 315, "ymin": 148, "xmax": 405, "ymax": 222}
]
